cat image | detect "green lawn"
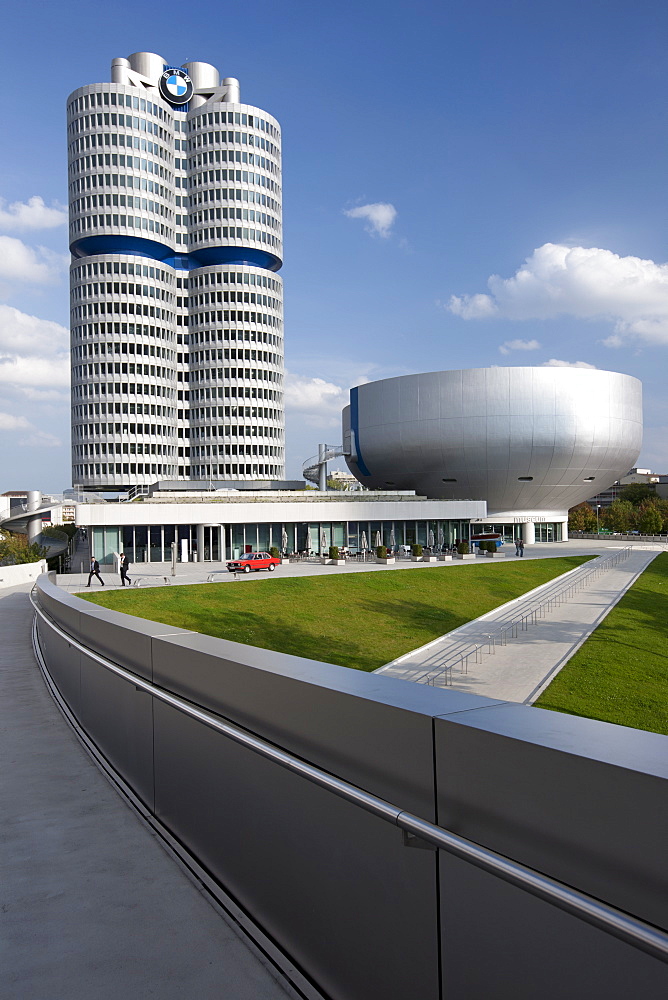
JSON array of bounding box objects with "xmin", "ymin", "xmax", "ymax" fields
[
  {"xmin": 78, "ymin": 557, "xmax": 590, "ymax": 672},
  {"xmin": 535, "ymin": 553, "xmax": 668, "ymax": 735}
]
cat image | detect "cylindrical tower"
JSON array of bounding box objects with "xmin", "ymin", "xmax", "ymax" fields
[
  {"xmin": 185, "ymin": 99, "xmax": 284, "ymax": 480},
  {"xmin": 67, "ymin": 54, "xmax": 284, "ymax": 491}
]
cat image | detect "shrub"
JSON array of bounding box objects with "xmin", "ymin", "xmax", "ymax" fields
[
  {"xmin": 412, "ymin": 544, "xmax": 423, "ymax": 557},
  {"xmin": 329, "ymin": 545, "xmax": 340, "ymax": 560},
  {"xmin": 376, "ymin": 545, "xmax": 388, "ymax": 558},
  {"xmin": 0, "ymin": 533, "xmax": 48, "ymax": 565},
  {"xmin": 269, "ymin": 546, "xmax": 280, "ymax": 558},
  {"xmin": 457, "ymin": 540, "xmax": 470, "ymax": 555}
]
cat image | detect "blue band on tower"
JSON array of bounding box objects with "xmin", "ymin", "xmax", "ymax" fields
[{"xmin": 70, "ymin": 235, "xmax": 282, "ymax": 272}]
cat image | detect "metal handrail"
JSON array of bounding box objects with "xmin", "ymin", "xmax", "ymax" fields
[
  {"xmin": 29, "ymin": 587, "xmax": 668, "ymax": 964},
  {"xmin": 423, "ymin": 547, "xmax": 633, "ymax": 687}
]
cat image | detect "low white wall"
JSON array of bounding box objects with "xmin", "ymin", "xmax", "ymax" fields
[{"xmin": 0, "ymin": 559, "xmax": 48, "ymax": 589}]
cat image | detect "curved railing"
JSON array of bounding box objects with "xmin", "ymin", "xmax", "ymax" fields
[
  {"xmin": 302, "ymin": 444, "xmax": 346, "ymax": 485},
  {"xmin": 30, "ymin": 576, "xmax": 668, "ymax": 999}
]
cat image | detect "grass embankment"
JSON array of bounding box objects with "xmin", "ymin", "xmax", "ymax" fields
[
  {"xmin": 79, "ymin": 557, "xmax": 590, "ymax": 672},
  {"xmin": 536, "ymin": 552, "xmax": 668, "ymax": 735}
]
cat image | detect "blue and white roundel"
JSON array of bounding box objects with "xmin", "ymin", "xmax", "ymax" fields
[
  {"xmin": 166, "ymin": 74, "xmax": 187, "ymax": 97},
  {"xmin": 158, "ymin": 68, "xmax": 193, "ymax": 106}
]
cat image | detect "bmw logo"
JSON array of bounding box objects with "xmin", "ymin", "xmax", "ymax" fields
[{"xmin": 159, "ymin": 68, "xmax": 193, "ymax": 106}]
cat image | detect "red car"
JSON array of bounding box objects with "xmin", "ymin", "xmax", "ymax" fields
[{"xmin": 226, "ymin": 551, "xmax": 280, "ymax": 573}]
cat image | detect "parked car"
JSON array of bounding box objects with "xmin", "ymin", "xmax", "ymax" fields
[{"xmin": 226, "ymin": 551, "xmax": 280, "ymax": 573}]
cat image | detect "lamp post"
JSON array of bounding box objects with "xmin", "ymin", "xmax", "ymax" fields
[{"xmin": 596, "ymin": 505, "xmax": 601, "ymax": 534}]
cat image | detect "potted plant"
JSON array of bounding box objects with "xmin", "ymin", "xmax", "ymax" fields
[
  {"xmin": 411, "ymin": 543, "xmax": 423, "ymax": 562},
  {"xmin": 422, "ymin": 545, "xmax": 438, "ymax": 562},
  {"xmin": 328, "ymin": 545, "xmax": 346, "ymax": 566},
  {"xmin": 376, "ymin": 544, "xmax": 395, "ymax": 565},
  {"xmin": 485, "ymin": 540, "xmax": 505, "ymax": 558},
  {"xmin": 454, "ymin": 540, "xmax": 475, "ymax": 561}
]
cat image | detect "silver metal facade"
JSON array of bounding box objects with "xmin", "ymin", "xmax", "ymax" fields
[
  {"xmin": 67, "ymin": 52, "xmax": 284, "ymax": 491},
  {"xmin": 343, "ymin": 367, "xmax": 643, "ymax": 513}
]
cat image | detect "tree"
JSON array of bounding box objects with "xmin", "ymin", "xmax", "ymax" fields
[
  {"xmin": 0, "ymin": 532, "xmax": 48, "ymax": 565},
  {"xmin": 618, "ymin": 483, "xmax": 657, "ymax": 506},
  {"xmin": 637, "ymin": 504, "xmax": 663, "ymax": 535},
  {"xmin": 655, "ymin": 499, "xmax": 668, "ymax": 532},
  {"xmin": 568, "ymin": 502, "xmax": 597, "ymax": 532},
  {"xmin": 601, "ymin": 500, "xmax": 634, "ymax": 533}
]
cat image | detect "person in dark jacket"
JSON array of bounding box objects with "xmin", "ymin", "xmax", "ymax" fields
[
  {"xmin": 119, "ymin": 552, "xmax": 132, "ymax": 587},
  {"xmin": 87, "ymin": 557, "xmax": 104, "ymax": 586}
]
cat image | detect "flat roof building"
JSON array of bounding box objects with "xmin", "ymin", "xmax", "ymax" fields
[
  {"xmin": 74, "ymin": 489, "xmax": 485, "ymax": 565},
  {"xmin": 67, "ymin": 53, "xmax": 284, "ymax": 493}
]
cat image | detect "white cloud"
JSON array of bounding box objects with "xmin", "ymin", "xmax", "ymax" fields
[
  {"xmin": 542, "ymin": 358, "xmax": 598, "ymax": 369},
  {"xmin": 19, "ymin": 428, "xmax": 62, "ymax": 447},
  {"xmin": 284, "ymin": 373, "xmax": 349, "ymax": 428},
  {"xmin": 0, "ymin": 196, "xmax": 67, "ymax": 232},
  {"xmin": 0, "ymin": 235, "xmax": 65, "ymax": 284},
  {"xmin": 449, "ymin": 292, "xmax": 498, "ymax": 319},
  {"xmin": 0, "ymin": 411, "xmax": 61, "ymax": 447},
  {"xmin": 0, "ymin": 412, "xmax": 31, "ymax": 430},
  {"xmin": 16, "ymin": 386, "xmax": 69, "ymax": 402},
  {"xmin": 0, "ymin": 355, "xmax": 70, "ymax": 387},
  {"xmin": 0, "ymin": 305, "xmax": 70, "ymax": 389},
  {"xmin": 499, "ymin": 338, "xmax": 541, "ymax": 355},
  {"xmin": 344, "ymin": 202, "xmax": 397, "ymax": 238},
  {"xmin": 0, "ymin": 304, "xmax": 69, "ymax": 356},
  {"xmin": 448, "ymin": 242, "xmax": 668, "ymax": 345}
]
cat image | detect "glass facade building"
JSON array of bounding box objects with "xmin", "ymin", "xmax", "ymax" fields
[
  {"xmin": 90, "ymin": 516, "xmax": 474, "ymax": 564},
  {"xmin": 67, "ymin": 52, "xmax": 284, "ymax": 492}
]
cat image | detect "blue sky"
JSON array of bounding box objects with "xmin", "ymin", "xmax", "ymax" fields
[{"xmin": 1, "ymin": 0, "xmax": 667, "ymax": 491}]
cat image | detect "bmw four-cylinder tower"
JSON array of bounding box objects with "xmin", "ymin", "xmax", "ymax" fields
[{"xmin": 67, "ymin": 52, "xmax": 285, "ymax": 491}]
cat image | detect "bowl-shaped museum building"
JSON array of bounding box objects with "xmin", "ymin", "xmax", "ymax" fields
[{"xmin": 342, "ymin": 367, "xmax": 642, "ymax": 544}]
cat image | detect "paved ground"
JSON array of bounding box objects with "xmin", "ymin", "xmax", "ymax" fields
[
  {"xmin": 375, "ymin": 545, "xmax": 663, "ymax": 703},
  {"xmin": 0, "ymin": 581, "xmax": 294, "ymax": 1000},
  {"xmin": 57, "ymin": 537, "xmax": 636, "ymax": 593}
]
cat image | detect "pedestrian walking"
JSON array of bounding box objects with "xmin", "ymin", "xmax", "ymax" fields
[
  {"xmin": 120, "ymin": 552, "xmax": 132, "ymax": 587},
  {"xmin": 515, "ymin": 537, "xmax": 521, "ymax": 556},
  {"xmin": 518, "ymin": 539, "xmax": 525, "ymax": 557},
  {"xmin": 87, "ymin": 557, "xmax": 105, "ymax": 587}
]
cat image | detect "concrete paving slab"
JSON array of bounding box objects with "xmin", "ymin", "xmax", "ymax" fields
[{"xmin": 0, "ymin": 582, "xmax": 293, "ymax": 1000}]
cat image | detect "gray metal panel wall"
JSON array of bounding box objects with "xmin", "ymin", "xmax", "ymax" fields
[
  {"xmin": 33, "ymin": 577, "xmax": 668, "ymax": 999},
  {"xmin": 346, "ymin": 367, "xmax": 643, "ymax": 511},
  {"xmin": 434, "ymin": 705, "xmax": 668, "ymax": 998},
  {"xmin": 150, "ymin": 632, "xmax": 489, "ymax": 1000}
]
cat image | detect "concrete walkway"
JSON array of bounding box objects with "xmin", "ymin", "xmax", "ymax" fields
[
  {"xmin": 55, "ymin": 539, "xmax": 636, "ymax": 593},
  {"xmin": 375, "ymin": 547, "xmax": 662, "ymax": 704},
  {"xmin": 0, "ymin": 582, "xmax": 293, "ymax": 1000}
]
